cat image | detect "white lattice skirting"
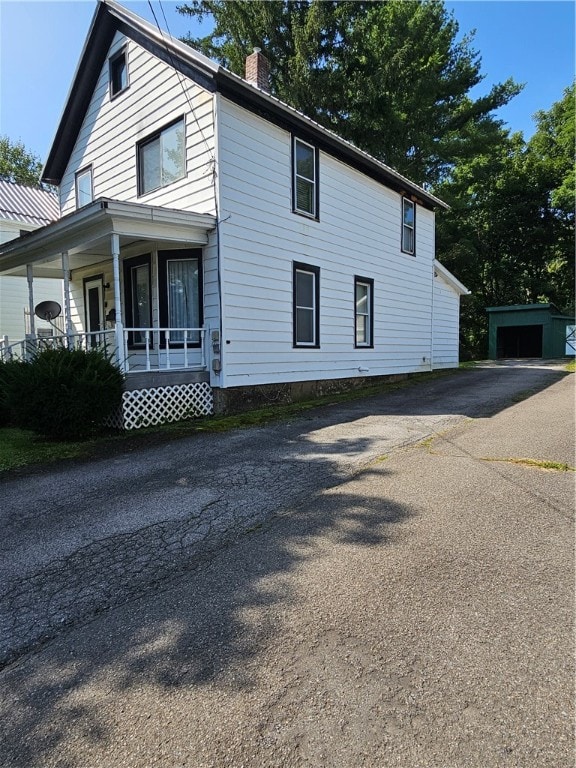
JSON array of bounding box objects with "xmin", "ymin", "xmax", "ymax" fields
[{"xmin": 107, "ymin": 382, "xmax": 214, "ymax": 430}]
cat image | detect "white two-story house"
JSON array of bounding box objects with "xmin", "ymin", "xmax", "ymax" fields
[{"xmin": 0, "ymin": 0, "xmax": 468, "ymax": 428}]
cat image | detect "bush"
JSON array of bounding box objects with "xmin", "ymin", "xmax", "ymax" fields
[
  {"xmin": 2, "ymin": 347, "xmax": 124, "ymax": 440},
  {"xmin": 0, "ymin": 359, "xmax": 23, "ymax": 426}
]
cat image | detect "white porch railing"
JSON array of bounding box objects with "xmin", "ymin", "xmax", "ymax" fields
[
  {"xmin": 122, "ymin": 327, "xmax": 207, "ymax": 373},
  {"xmin": 1, "ymin": 327, "xmax": 208, "ymax": 375},
  {"xmin": 1, "ymin": 330, "xmax": 116, "ymax": 363}
]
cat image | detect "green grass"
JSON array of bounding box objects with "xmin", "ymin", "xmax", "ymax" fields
[
  {"xmin": 0, "ymin": 428, "xmax": 88, "ymax": 472},
  {"xmin": 481, "ymin": 456, "xmax": 575, "ymax": 472},
  {"xmin": 0, "ymin": 367, "xmax": 461, "ymax": 474},
  {"xmin": 565, "ymin": 359, "xmax": 576, "ymax": 372}
]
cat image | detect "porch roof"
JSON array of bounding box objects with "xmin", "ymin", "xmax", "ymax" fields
[{"xmin": 0, "ymin": 198, "xmax": 216, "ymax": 278}]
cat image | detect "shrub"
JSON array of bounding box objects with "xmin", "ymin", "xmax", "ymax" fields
[
  {"xmin": 3, "ymin": 347, "xmax": 124, "ymax": 440},
  {"xmin": 0, "ymin": 359, "xmax": 24, "ymax": 426}
]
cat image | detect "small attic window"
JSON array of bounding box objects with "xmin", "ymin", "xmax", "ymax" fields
[{"xmin": 109, "ymin": 49, "xmax": 128, "ymax": 98}]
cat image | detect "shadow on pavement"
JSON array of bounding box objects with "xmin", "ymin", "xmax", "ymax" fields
[{"xmin": 1, "ymin": 451, "xmax": 409, "ymax": 768}]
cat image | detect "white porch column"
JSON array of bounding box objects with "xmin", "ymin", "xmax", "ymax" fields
[
  {"xmin": 111, "ymin": 233, "xmax": 127, "ymax": 371},
  {"xmin": 26, "ymin": 264, "xmax": 35, "ymax": 337},
  {"xmin": 61, "ymin": 251, "xmax": 73, "ymax": 343}
]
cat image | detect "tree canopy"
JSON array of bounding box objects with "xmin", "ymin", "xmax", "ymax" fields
[
  {"xmin": 179, "ymin": 0, "xmax": 521, "ymax": 186},
  {"xmin": 179, "ymin": 1, "xmax": 573, "ymax": 358},
  {"xmin": 436, "ymin": 84, "xmax": 575, "ymax": 356},
  {"xmin": 0, "ymin": 136, "xmax": 43, "ymax": 186}
]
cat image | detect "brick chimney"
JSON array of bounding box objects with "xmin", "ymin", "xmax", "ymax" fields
[{"xmin": 245, "ymin": 47, "xmax": 270, "ymax": 92}]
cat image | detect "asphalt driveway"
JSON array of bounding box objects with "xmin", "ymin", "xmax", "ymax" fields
[{"xmin": 0, "ymin": 360, "xmax": 574, "ymax": 767}]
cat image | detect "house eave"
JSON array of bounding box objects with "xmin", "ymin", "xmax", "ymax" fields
[
  {"xmin": 434, "ymin": 259, "xmax": 470, "ymax": 295},
  {"xmin": 0, "ymin": 198, "xmax": 216, "ymax": 276}
]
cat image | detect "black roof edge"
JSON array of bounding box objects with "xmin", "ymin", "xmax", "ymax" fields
[{"xmin": 43, "ymin": 5, "xmax": 115, "ymax": 185}]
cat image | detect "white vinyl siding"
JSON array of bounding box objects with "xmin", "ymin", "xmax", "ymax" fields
[
  {"xmin": 59, "ymin": 32, "xmax": 216, "ymax": 215},
  {"xmin": 217, "ymin": 96, "xmax": 437, "ymax": 387},
  {"xmin": 432, "ymin": 272, "xmax": 461, "ymax": 369}
]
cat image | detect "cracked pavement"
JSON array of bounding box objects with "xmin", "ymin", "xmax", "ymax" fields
[{"xmin": 0, "ymin": 361, "xmax": 572, "ymax": 671}]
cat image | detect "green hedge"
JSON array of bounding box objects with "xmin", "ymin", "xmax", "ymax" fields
[{"xmin": 1, "ymin": 347, "xmax": 124, "ymax": 440}]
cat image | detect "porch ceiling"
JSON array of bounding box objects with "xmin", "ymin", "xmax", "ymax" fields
[{"xmin": 0, "ymin": 198, "xmax": 216, "ymax": 277}]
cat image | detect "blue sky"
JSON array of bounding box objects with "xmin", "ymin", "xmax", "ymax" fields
[{"xmin": 0, "ymin": 0, "xmax": 574, "ymax": 165}]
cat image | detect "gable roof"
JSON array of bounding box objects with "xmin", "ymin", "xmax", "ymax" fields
[
  {"xmin": 0, "ymin": 179, "xmax": 60, "ymax": 227},
  {"xmin": 43, "ymin": 0, "xmax": 447, "ymax": 212}
]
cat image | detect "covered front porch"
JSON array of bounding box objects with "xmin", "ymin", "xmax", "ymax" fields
[{"xmin": 0, "ymin": 198, "xmax": 218, "ymax": 427}]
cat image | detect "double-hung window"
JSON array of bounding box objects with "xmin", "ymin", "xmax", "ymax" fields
[
  {"xmin": 355, "ymin": 277, "xmax": 374, "ymax": 348},
  {"xmin": 402, "ymin": 198, "xmax": 415, "ymax": 255},
  {"xmin": 138, "ymin": 118, "xmax": 186, "ymax": 195},
  {"xmin": 293, "ymin": 261, "xmax": 320, "ymax": 347},
  {"xmin": 75, "ymin": 166, "xmax": 93, "ymax": 208},
  {"xmin": 292, "ymin": 137, "xmax": 319, "ymax": 218}
]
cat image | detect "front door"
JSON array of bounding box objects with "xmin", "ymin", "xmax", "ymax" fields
[{"xmin": 84, "ymin": 276, "xmax": 104, "ymax": 347}]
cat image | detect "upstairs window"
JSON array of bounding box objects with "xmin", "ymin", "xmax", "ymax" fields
[
  {"xmin": 402, "ymin": 197, "xmax": 415, "ymax": 255},
  {"xmin": 292, "ymin": 137, "xmax": 319, "ymax": 219},
  {"xmin": 109, "ymin": 49, "xmax": 128, "ymax": 98},
  {"xmin": 75, "ymin": 166, "xmax": 93, "ymax": 208},
  {"xmin": 138, "ymin": 118, "xmax": 186, "ymax": 195},
  {"xmin": 293, "ymin": 261, "xmax": 320, "ymax": 347},
  {"xmin": 355, "ymin": 277, "xmax": 374, "ymax": 348}
]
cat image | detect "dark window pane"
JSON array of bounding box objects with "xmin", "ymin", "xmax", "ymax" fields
[
  {"xmin": 296, "ymin": 270, "xmax": 314, "ymax": 308},
  {"xmin": 296, "ymin": 177, "xmax": 314, "ymax": 214},
  {"xmin": 296, "ymin": 307, "xmax": 314, "ymax": 343},
  {"xmin": 296, "ymin": 142, "xmax": 314, "ymax": 180},
  {"xmin": 111, "ymin": 54, "xmax": 127, "ymax": 95},
  {"xmin": 403, "ymin": 200, "xmax": 414, "ymax": 227}
]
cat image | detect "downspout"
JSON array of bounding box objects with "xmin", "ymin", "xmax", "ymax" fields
[{"xmin": 111, "ymin": 233, "xmax": 126, "ymax": 372}]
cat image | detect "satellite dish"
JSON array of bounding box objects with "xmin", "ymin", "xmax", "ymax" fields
[{"xmin": 35, "ymin": 300, "xmax": 62, "ymax": 322}]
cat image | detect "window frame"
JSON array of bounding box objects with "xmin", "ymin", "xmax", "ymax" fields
[
  {"xmin": 158, "ymin": 249, "xmax": 203, "ymax": 348},
  {"xmin": 354, "ymin": 276, "xmax": 374, "ymax": 349},
  {"xmin": 109, "ymin": 47, "xmax": 129, "ymax": 99},
  {"xmin": 401, "ymin": 197, "xmax": 416, "ymax": 255},
  {"xmin": 75, "ymin": 166, "xmax": 93, "ymax": 209},
  {"xmin": 137, "ymin": 117, "xmax": 186, "ymax": 197},
  {"xmin": 293, "ymin": 261, "xmax": 320, "ymax": 348},
  {"xmin": 292, "ymin": 136, "xmax": 320, "ymax": 220}
]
